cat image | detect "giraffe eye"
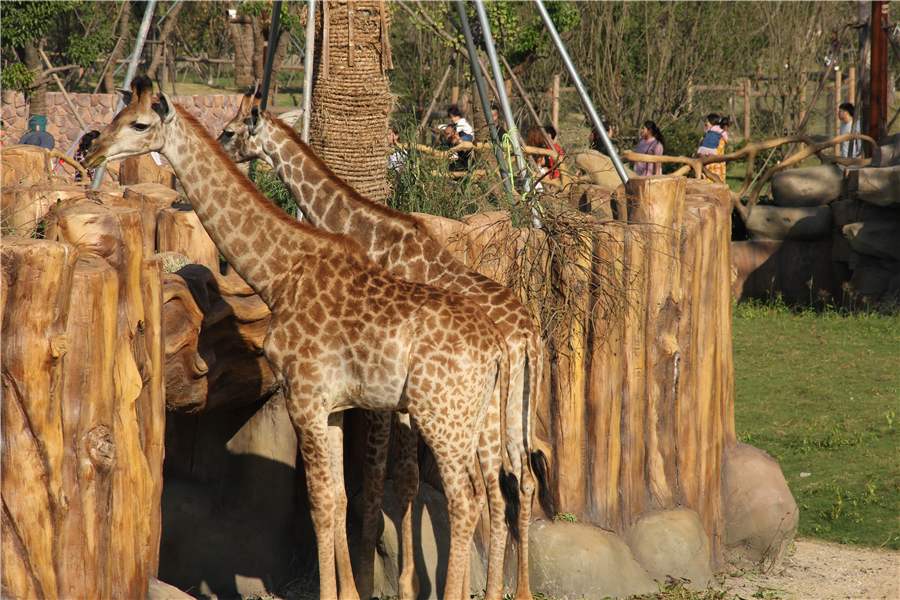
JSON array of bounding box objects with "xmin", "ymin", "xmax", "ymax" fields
[{"xmin": 131, "ymin": 122, "xmax": 150, "ymax": 132}]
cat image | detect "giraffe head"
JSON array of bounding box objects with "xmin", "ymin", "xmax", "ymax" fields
[
  {"xmin": 218, "ymin": 85, "xmax": 267, "ymax": 163},
  {"xmin": 83, "ymin": 75, "xmax": 174, "ymax": 168}
]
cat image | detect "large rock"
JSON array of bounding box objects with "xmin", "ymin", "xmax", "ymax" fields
[
  {"xmin": 770, "ymin": 164, "xmax": 843, "ymax": 207},
  {"xmin": 626, "ymin": 509, "xmax": 713, "ymax": 588},
  {"xmin": 723, "ymin": 443, "xmax": 798, "ymax": 568},
  {"xmin": 730, "ymin": 239, "xmax": 843, "ymax": 304},
  {"xmin": 831, "ymin": 198, "xmax": 900, "ymax": 228},
  {"xmin": 574, "ymin": 150, "xmax": 636, "ymax": 189},
  {"xmin": 847, "ymin": 254, "xmax": 900, "ymax": 298},
  {"xmin": 745, "ymin": 205, "xmax": 832, "ymax": 241},
  {"xmin": 842, "ymin": 221, "xmax": 900, "ymax": 261},
  {"xmin": 528, "ymin": 520, "xmax": 656, "ymax": 599},
  {"xmin": 846, "ymin": 164, "xmax": 900, "ymax": 207},
  {"xmin": 349, "ymin": 480, "xmax": 486, "ymax": 600},
  {"xmin": 147, "ymin": 578, "xmax": 193, "ymax": 600}
]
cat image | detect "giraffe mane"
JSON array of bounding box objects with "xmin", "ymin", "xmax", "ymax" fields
[
  {"xmin": 266, "ymin": 114, "xmax": 421, "ymax": 228},
  {"xmin": 173, "ymin": 105, "xmax": 370, "ymax": 260}
]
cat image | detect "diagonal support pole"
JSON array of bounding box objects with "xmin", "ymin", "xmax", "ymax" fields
[
  {"xmin": 259, "ymin": 0, "xmax": 283, "ymax": 112},
  {"xmin": 454, "ymin": 1, "xmax": 514, "ymax": 202},
  {"xmin": 534, "ymin": 0, "xmax": 628, "ymax": 184},
  {"xmin": 472, "ymin": 0, "xmax": 531, "ymax": 195}
]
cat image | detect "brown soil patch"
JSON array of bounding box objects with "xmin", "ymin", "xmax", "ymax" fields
[{"xmin": 720, "ymin": 538, "xmax": 899, "ymax": 599}]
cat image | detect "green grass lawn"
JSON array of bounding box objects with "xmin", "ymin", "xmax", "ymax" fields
[{"xmin": 732, "ymin": 302, "xmax": 900, "ymax": 549}]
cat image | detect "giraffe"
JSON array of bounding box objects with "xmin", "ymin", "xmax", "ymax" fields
[
  {"xmin": 83, "ymin": 76, "xmax": 513, "ymax": 600},
  {"xmin": 219, "ymin": 92, "xmax": 554, "ymax": 600}
]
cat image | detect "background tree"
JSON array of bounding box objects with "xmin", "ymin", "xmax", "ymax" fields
[
  {"xmin": 1, "ymin": 1, "xmax": 120, "ymax": 117},
  {"xmin": 309, "ymin": 0, "xmax": 394, "ymax": 202}
]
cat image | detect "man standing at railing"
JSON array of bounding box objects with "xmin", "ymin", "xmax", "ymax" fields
[{"xmin": 838, "ymin": 103, "xmax": 861, "ymax": 158}]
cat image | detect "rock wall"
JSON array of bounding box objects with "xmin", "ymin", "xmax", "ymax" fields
[
  {"xmin": 1, "ymin": 92, "xmax": 242, "ymax": 155},
  {"xmin": 732, "ymin": 133, "xmax": 900, "ymax": 305}
]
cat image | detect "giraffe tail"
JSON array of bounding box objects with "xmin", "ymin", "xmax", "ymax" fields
[{"xmin": 526, "ymin": 327, "xmax": 555, "ymax": 518}]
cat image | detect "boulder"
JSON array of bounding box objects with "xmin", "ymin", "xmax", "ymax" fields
[
  {"xmin": 873, "ymin": 132, "xmax": 900, "ymax": 167},
  {"xmin": 574, "ymin": 150, "xmax": 636, "ymax": 189},
  {"xmin": 730, "ymin": 239, "xmax": 842, "ymax": 303},
  {"xmin": 842, "ymin": 221, "xmax": 900, "ymax": 261},
  {"xmin": 746, "ymin": 205, "xmax": 832, "ymax": 241},
  {"xmin": 349, "ymin": 480, "xmax": 486, "ymax": 600},
  {"xmin": 846, "ymin": 164, "xmax": 900, "ymax": 207},
  {"xmin": 770, "ymin": 164, "xmax": 843, "ymax": 207},
  {"xmin": 847, "ymin": 255, "xmax": 900, "ymax": 298},
  {"xmin": 626, "ymin": 509, "xmax": 713, "ymax": 588},
  {"xmin": 147, "ymin": 578, "xmax": 193, "ymax": 600},
  {"xmin": 723, "ymin": 443, "xmax": 798, "ymax": 568},
  {"xmin": 528, "ymin": 520, "xmax": 656, "ymax": 599},
  {"xmin": 831, "ymin": 198, "xmax": 900, "ymax": 229}
]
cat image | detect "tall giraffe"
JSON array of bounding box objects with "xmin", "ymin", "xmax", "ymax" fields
[
  {"xmin": 84, "ymin": 76, "xmax": 512, "ymax": 600},
  {"xmin": 220, "ymin": 94, "xmax": 553, "ymax": 600}
]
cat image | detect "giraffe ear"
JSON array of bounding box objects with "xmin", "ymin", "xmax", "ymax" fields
[
  {"xmin": 152, "ymin": 92, "xmax": 176, "ymax": 124},
  {"xmin": 245, "ymin": 107, "xmax": 261, "ymax": 134},
  {"xmin": 116, "ymin": 88, "xmax": 133, "ymax": 106}
]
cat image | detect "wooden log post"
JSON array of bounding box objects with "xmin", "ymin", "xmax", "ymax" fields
[
  {"xmin": 45, "ymin": 201, "xmax": 165, "ymax": 598},
  {"xmin": 1, "ymin": 238, "xmax": 76, "ymax": 600},
  {"xmin": 157, "ymin": 206, "xmax": 220, "ymax": 273},
  {"xmin": 2, "ymin": 197, "xmax": 166, "ymax": 598},
  {"xmin": 627, "ymin": 177, "xmax": 686, "ymax": 513},
  {"xmin": 548, "ymin": 215, "xmax": 593, "ymax": 516},
  {"xmin": 847, "ymin": 66, "xmax": 856, "ymax": 105}
]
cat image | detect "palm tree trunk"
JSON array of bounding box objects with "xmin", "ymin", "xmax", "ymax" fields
[
  {"xmin": 309, "ymin": 0, "xmax": 393, "ymax": 203},
  {"xmin": 24, "ymin": 41, "xmax": 48, "ymax": 118}
]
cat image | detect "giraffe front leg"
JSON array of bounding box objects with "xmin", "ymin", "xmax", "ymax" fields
[
  {"xmin": 288, "ymin": 394, "xmax": 339, "ymax": 600},
  {"xmin": 356, "ymin": 411, "xmax": 392, "ymax": 600},
  {"xmin": 328, "ymin": 412, "xmax": 361, "ymax": 600},
  {"xmin": 393, "ymin": 414, "xmax": 420, "ymax": 600}
]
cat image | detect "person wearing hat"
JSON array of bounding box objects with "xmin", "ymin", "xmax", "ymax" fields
[{"xmin": 19, "ymin": 115, "xmax": 56, "ymax": 150}]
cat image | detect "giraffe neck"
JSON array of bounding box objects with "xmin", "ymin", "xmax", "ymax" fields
[
  {"xmin": 259, "ymin": 117, "xmax": 421, "ymax": 266},
  {"xmin": 161, "ymin": 106, "xmax": 348, "ymax": 306}
]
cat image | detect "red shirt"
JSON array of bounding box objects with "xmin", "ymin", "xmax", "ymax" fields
[{"xmin": 547, "ymin": 142, "xmax": 565, "ymax": 178}]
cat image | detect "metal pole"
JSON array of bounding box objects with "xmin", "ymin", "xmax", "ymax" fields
[
  {"xmin": 91, "ymin": 0, "xmax": 158, "ymax": 190},
  {"xmin": 454, "ymin": 1, "xmax": 514, "ymax": 200},
  {"xmin": 534, "ymin": 0, "xmax": 628, "ymax": 184},
  {"xmin": 301, "ymin": 0, "xmax": 316, "ymax": 142},
  {"xmin": 472, "ymin": 0, "xmax": 530, "ymax": 194},
  {"xmin": 259, "ymin": 0, "xmax": 283, "ymax": 112}
]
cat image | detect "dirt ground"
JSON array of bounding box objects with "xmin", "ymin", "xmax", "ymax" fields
[{"xmin": 719, "ymin": 538, "xmax": 899, "ymax": 600}]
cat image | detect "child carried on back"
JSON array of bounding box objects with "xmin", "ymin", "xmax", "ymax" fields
[{"xmin": 696, "ymin": 113, "xmax": 728, "ymax": 156}]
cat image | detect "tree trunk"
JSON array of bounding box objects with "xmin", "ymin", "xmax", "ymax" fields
[
  {"xmin": 103, "ymin": 2, "xmax": 132, "ymax": 93},
  {"xmin": 310, "ymin": 0, "xmax": 394, "ymax": 202},
  {"xmin": 23, "ymin": 41, "xmax": 48, "ymax": 118},
  {"xmin": 230, "ymin": 19, "xmax": 256, "ymax": 88},
  {"xmin": 147, "ymin": 2, "xmax": 184, "ymax": 83}
]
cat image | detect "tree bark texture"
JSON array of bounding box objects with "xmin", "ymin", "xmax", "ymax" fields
[
  {"xmin": 310, "ymin": 0, "xmax": 394, "ymax": 202},
  {"xmin": 2, "ymin": 199, "xmax": 165, "ymax": 598}
]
